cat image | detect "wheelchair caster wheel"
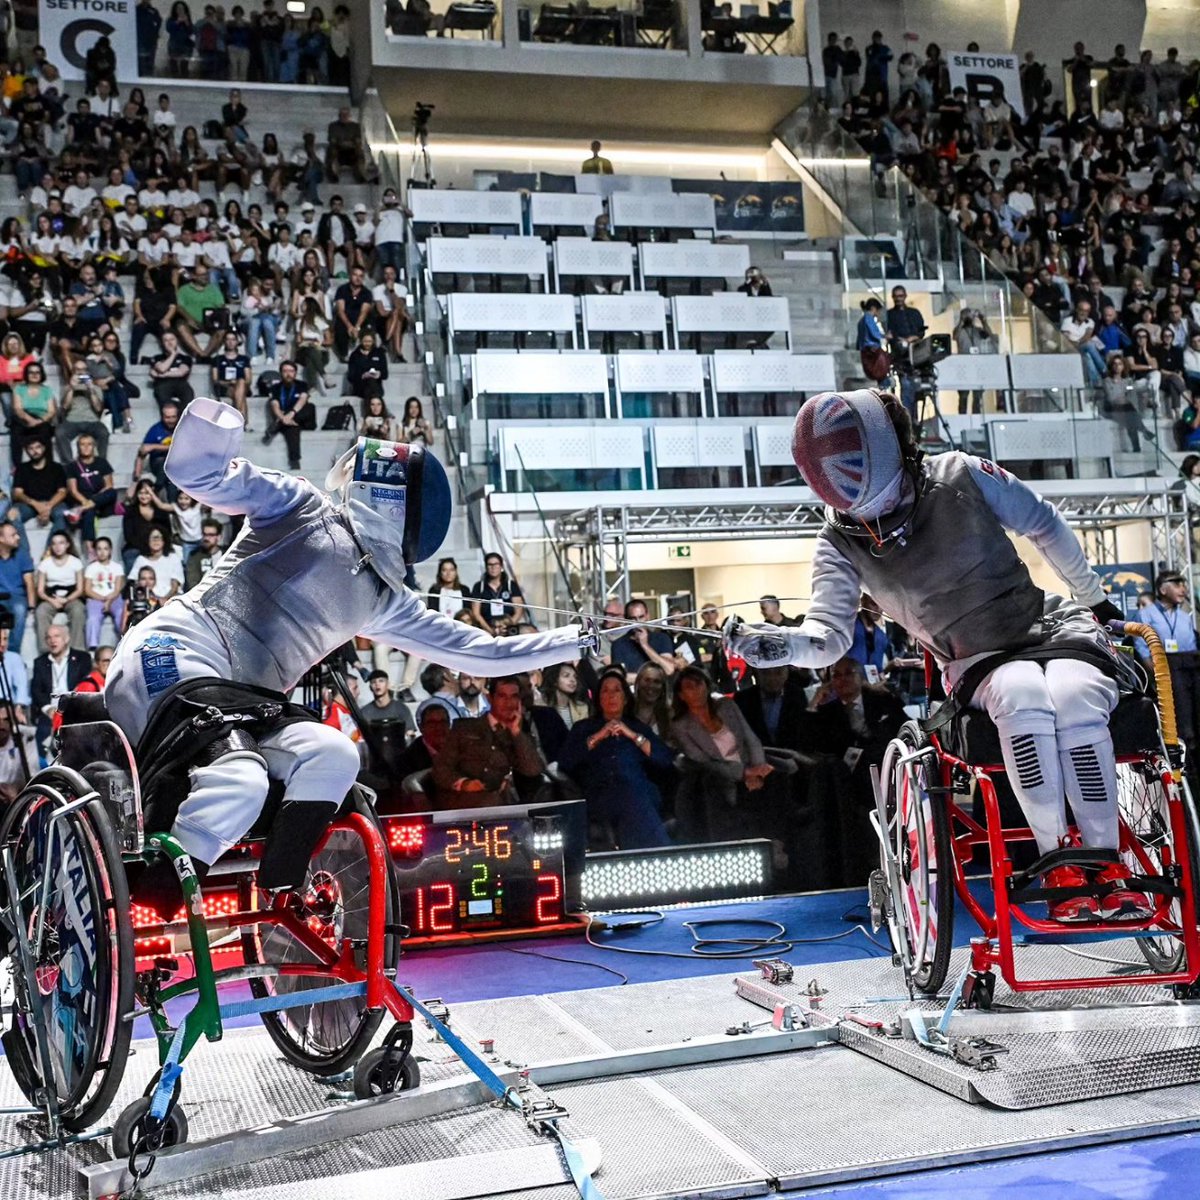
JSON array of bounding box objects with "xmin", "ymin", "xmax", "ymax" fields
[
  {"xmin": 112, "ymin": 1095, "xmax": 190, "ymax": 1160},
  {"xmin": 962, "ymin": 970, "xmax": 996, "ymax": 1011},
  {"xmin": 352, "ymin": 1047, "xmax": 421, "ymax": 1099}
]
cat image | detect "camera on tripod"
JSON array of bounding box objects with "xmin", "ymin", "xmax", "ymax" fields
[
  {"xmin": 894, "ymin": 333, "xmax": 951, "ymax": 404},
  {"xmin": 126, "ymin": 584, "xmax": 152, "ymax": 628},
  {"xmin": 413, "ymin": 102, "xmax": 435, "ymax": 140}
]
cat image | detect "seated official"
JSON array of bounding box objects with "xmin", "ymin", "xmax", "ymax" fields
[{"xmin": 430, "ymin": 676, "xmax": 547, "ymax": 808}]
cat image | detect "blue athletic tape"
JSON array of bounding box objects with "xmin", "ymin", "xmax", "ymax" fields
[
  {"xmin": 937, "ymin": 960, "xmax": 973, "ymax": 1038},
  {"xmin": 218, "ymin": 981, "xmax": 367, "ymax": 1021},
  {"xmin": 402, "ymin": 990, "xmax": 607, "ymax": 1200}
]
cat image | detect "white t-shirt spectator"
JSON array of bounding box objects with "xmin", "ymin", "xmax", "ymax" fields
[
  {"xmin": 268, "ymin": 241, "xmax": 301, "ymax": 274},
  {"xmin": 172, "ymin": 239, "xmax": 204, "ymax": 270},
  {"xmin": 353, "ymin": 217, "xmax": 375, "ymax": 246},
  {"xmin": 139, "ymin": 187, "xmax": 169, "ymax": 212},
  {"xmin": 204, "ymin": 238, "xmax": 235, "ymax": 271},
  {"xmin": 38, "ymin": 555, "xmax": 83, "ymax": 597},
  {"xmin": 29, "ymin": 233, "xmax": 61, "ymax": 264},
  {"xmin": 294, "ymin": 216, "xmax": 319, "ymax": 241},
  {"xmin": 137, "ymin": 235, "xmax": 171, "ymax": 265},
  {"xmin": 1061, "ymin": 313, "xmax": 1095, "ymax": 344},
  {"xmin": 101, "ymin": 183, "xmax": 135, "ymax": 208},
  {"xmin": 131, "ymin": 552, "xmax": 184, "ymax": 599},
  {"xmin": 84, "ymin": 558, "xmax": 123, "ymax": 597},
  {"xmin": 375, "ymin": 206, "xmax": 404, "ymax": 246},
  {"xmin": 1006, "ymin": 188, "xmax": 1035, "ymax": 217},
  {"xmin": 63, "ymin": 184, "xmax": 98, "ymax": 214},
  {"xmin": 372, "ymin": 281, "xmax": 405, "ymax": 315},
  {"xmin": 118, "ymin": 212, "xmax": 148, "ymax": 240},
  {"xmin": 153, "ymin": 109, "xmax": 178, "ymax": 136},
  {"xmin": 167, "ymin": 186, "xmax": 200, "ymax": 211}
]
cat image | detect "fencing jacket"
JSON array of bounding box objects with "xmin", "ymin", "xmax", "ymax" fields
[
  {"xmin": 105, "ymin": 398, "xmax": 581, "ymax": 737},
  {"xmin": 767, "ymin": 452, "xmax": 1109, "ymax": 688}
]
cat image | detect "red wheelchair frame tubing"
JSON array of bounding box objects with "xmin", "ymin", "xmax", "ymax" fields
[{"xmin": 935, "ymin": 744, "xmax": 1200, "ymax": 992}]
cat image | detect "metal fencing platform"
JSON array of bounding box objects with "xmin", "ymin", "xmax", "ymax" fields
[{"xmin": 7, "ymin": 943, "xmax": 1200, "ymax": 1199}]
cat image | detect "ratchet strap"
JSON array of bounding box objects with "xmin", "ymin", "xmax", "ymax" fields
[{"xmin": 403, "ymin": 990, "xmax": 606, "ymax": 1200}]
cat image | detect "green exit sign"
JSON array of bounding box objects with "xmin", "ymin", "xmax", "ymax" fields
[{"xmin": 668, "ymin": 545, "xmax": 692, "ymax": 559}]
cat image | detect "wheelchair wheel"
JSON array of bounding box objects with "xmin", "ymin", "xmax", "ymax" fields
[
  {"xmin": 1119, "ymin": 761, "xmax": 1197, "ymax": 974},
  {"xmin": 0, "ymin": 774, "xmax": 134, "ymax": 1132},
  {"xmin": 878, "ymin": 723, "xmax": 954, "ymax": 994},
  {"xmin": 239, "ymin": 795, "xmax": 400, "ymax": 1076}
]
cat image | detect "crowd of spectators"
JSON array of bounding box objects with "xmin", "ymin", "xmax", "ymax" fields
[
  {"xmin": 827, "ymin": 34, "xmax": 1200, "ymax": 446},
  {"xmin": 339, "ymin": 589, "xmax": 914, "ymax": 891}
]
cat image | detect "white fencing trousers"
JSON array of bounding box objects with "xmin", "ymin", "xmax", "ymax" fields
[
  {"xmin": 171, "ymin": 722, "xmax": 362, "ymax": 866},
  {"xmin": 971, "ymin": 658, "xmax": 1120, "ymax": 856}
]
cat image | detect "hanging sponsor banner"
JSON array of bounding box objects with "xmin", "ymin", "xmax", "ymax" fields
[
  {"xmin": 1095, "ymin": 562, "xmax": 1154, "ymax": 618},
  {"xmin": 672, "ymin": 178, "xmax": 805, "ymax": 234},
  {"xmin": 948, "ymin": 50, "xmax": 1026, "ymax": 119},
  {"xmin": 39, "ymin": 0, "xmax": 137, "ymax": 83}
]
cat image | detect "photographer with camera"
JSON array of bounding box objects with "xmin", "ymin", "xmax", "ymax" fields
[
  {"xmin": 121, "ymin": 567, "xmax": 161, "ymax": 635},
  {"xmin": 886, "ymin": 286, "xmax": 927, "ymax": 418},
  {"xmin": 55, "ymin": 360, "xmax": 110, "ymax": 464},
  {"xmin": 954, "ymin": 308, "xmax": 998, "ymax": 414}
]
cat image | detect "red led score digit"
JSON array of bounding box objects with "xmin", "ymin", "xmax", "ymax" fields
[
  {"xmin": 412, "ymin": 883, "xmax": 458, "ymax": 933},
  {"xmin": 536, "ymin": 874, "xmax": 562, "ymax": 924}
]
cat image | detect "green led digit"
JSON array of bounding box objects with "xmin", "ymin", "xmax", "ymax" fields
[{"xmin": 471, "ymin": 862, "xmax": 489, "ymax": 898}]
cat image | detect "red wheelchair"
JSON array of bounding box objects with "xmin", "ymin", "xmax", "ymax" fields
[{"xmin": 870, "ymin": 621, "xmax": 1200, "ymax": 1004}]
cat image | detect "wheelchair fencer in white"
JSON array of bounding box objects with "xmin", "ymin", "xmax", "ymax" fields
[
  {"xmin": 725, "ymin": 388, "xmax": 1148, "ymax": 923},
  {"xmin": 106, "ymin": 397, "xmax": 597, "ymax": 912}
]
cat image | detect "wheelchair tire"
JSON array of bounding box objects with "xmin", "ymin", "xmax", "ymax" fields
[
  {"xmin": 882, "ymin": 723, "xmax": 954, "ymax": 995},
  {"xmin": 1122, "ymin": 762, "xmax": 1200, "ymax": 975},
  {"xmin": 0, "ymin": 773, "xmax": 134, "ymax": 1132},
  {"xmin": 352, "ymin": 1045, "xmax": 420, "ymax": 1099},
  {"xmin": 238, "ymin": 792, "xmax": 401, "ymax": 1077}
]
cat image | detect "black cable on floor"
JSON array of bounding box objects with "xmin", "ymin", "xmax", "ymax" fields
[{"xmin": 502, "ymin": 944, "xmax": 630, "ymax": 985}]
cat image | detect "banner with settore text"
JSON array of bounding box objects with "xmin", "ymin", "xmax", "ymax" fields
[
  {"xmin": 39, "ymin": 0, "xmax": 138, "ymax": 84},
  {"xmin": 948, "ymin": 50, "xmax": 1026, "ymax": 120}
]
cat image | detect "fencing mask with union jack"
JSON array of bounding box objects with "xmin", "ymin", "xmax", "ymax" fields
[{"xmin": 792, "ymin": 390, "xmax": 905, "ymax": 522}]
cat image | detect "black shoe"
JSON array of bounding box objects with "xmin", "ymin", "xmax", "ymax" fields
[
  {"xmin": 288, "ymin": 459, "xmax": 301, "ymax": 470},
  {"xmin": 257, "ymin": 801, "xmax": 339, "ymax": 891},
  {"xmin": 398, "ymin": 688, "xmax": 415, "ymax": 702}
]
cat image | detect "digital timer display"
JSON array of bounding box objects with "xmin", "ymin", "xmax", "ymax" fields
[{"xmin": 385, "ymin": 812, "xmax": 569, "ymax": 944}]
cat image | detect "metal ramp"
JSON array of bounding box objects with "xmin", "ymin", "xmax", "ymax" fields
[
  {"xmin": 5, "ymin": 947, "xmax": 1200, "ymax": 1198},
  {"xmin": 735, "ymin": 940, "xmax": 1200, "ymax": 1109}
]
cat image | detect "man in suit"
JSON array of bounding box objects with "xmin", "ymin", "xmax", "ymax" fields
[
  {"xmin": 807, "ymin": 656, "xmax": 906, "ymax": 764},
  {"xmin": 734, "ymin": 666, "xmax": 812, "ymax": 751},
  {"xmin": 31, "ymin": 620, "xmax": 91, "ymax": 757},
  {"xmin": 431, "ymin": 676, "xmax": 547, "ymax": 809}
]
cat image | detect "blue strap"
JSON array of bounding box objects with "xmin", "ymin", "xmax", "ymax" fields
[
  {"xmin": 937, "ymin": 960, "xmax": 973, "ymax": 1038},
  {"xmin": 149, "ymin": 1021, "xmax": 188, "ymax": 1121},
  {"xmin": 218, "ymin": 981, "xmax": 368, "ymax": 1020},
  {"xmin": 402, "ymin": 990, "xmax": 607, "ymax": 1200}
]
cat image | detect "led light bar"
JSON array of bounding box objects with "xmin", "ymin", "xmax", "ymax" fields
[{"xmin": 581, "ymin": 840, "xmax": 773, "ymax": 908}]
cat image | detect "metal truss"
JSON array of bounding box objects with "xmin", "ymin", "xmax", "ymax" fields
[{"xmin": 555, "ymin": 482, "xmax": 1198, "ymax": 610}]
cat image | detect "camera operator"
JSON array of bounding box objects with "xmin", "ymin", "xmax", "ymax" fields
[
  {"xmin": 120, "ymin": 568, "xmax": 160, "ymax": 635},
  {"xmin": 954, "ymin": 308, "xmax": 998, "ymax": 414},
  {"xmin": 886, "ymin": 285, "xmax": 926, "ymax": 417}
]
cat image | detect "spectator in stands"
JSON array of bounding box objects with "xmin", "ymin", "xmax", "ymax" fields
[
  {"xmin": 432, "ymin": 676, "xmax": 547, "ymax": 809},
  {"xmin": 174, "ymin": 263, "xmax": 227, "ymax": 359},
  {"xmin": 12, "ymin": 438, "xmax": 68, "ymax": 535},
  {"xmin": 558, "ymin": 667, "xmax": 671, "ymax": 848},
  {"xmin": 734, "ymin": 665, "xmax": 811, "ymax": 752},
  {"xmin": 359, "ymin": 394, "xmax": 394, "ymax": 440},
  {"xmin": 262, "ymin": 360, "xmax": 308, "ymax": 470},
  {"xmin": 121, "ymin": 478, "xmax": 171, "ymax": 573},
  {"xmin": 137, "ymin": 0, "xmax": 162, "ymax": 76},
  {"xmin": 209, "ymin": 329, "xmax": 252, "ymax": 426},
  {"xmin": 953, "ymin": 308, "xmax": 997, "ymax": 414},
  {"xmin": 809, "ymin": 657, "xmax": 906, "ymax": 759},
  {"xmin": 146, "ymin": 329, "xmax": 194, "ymax": 409},
  {"xmin": 1061, "ymin": 299, "xmax": 1106, "ymax": 384},
  {"xmin": 375, "ymin": 188, "xmax": 405, "ymax": 279},
  {"xmin": 292, "ymin": 295, "xmax": 332, "ymax": 392},
  {"xmin": 10, "ymin": 360, "xmax": 56, "ymax": 464},
  {"xmin": 166, "ymin": 4, "xmax": 195, "ymax": 76},
  {"xmin": 133, "ymin": 401, "xmax": 181, "ymax": 495},
  {"xmin": 886, "ymin": 286, "xmax": 926, "ymax": 415},
  {"xmin": 9, "ymin": 269, "xmax": 55, "ymax": 356},
  {"xmin": 1103, "ymin": 355, "xmax": 1154, "ymax": 452},
  {"xmin": 737, "ymin": 267, "xmax": 772, "ymax": 297},
  {"xmin": 454, "ymin": 673, "xmax": 490, "ymax": 719},
  {"xmin": 610, "ymin": 597, "xmax": 675, "ymax": 681},
  {"xmin": 332, "ymin": 265, "xmax": 374, "ymax": 361},
  {"xmin": 131, "ymin": 527, "xmax": 184, "ymax": 601},
  {"xmin": 325, "ymin": 107, "xmax": 366, "ymax": 183},
  {"xmin": 671, "ymin": 665, "xmax": 770, "ymax": 842},
  {"xmin": 242, "ymin": 277, "xmax": 280, "ymax": 364},
  {"xmin": 821, "ymin": 31, "xmax": 842, "ymax": 107},
  {"xmin": 31, "ymin": 622, "xmax": 90, "ymax": 757},
  {"xmin": 394, "ymin": 700, "xmax": 451, "ymax": 787},
  {"xmin": 65, "ymin": 433, "xmax": 116, "ymax": 555},
  {"xmin": 185, "ymin": 518, "xmax": 224, "ymax": 589},
  {"xmin": 425, "ymin": 556, "xmax": 466, "ymax": 617},
  {"xmin": 373, "ymin": 263, "xmax": 409, "ymax": 362},
  {"xmin": 34, "ymin": 530, "xmax": 85, "ymax": 650},
  {"xmin": 76, "ymin": 644, "xmax": 114, "ymax": 694},
  {"xmin": 0, "ymin": 522, "xmax": 34, "ymax": 649},
  {"xmin": 864, "ymin": 30, "xmax": 892, "ymax": 100},
  {"xmin": 346, "ymin": 328, "xmax": 387, "ymax": 401},
  {"xmin": 55, "ymin": 361, "xmax": 109, "ymax": 464},
  {"xmin": 471, "ymin": 552, "xmax": 527, "ymax": 632},
  {"xmin": 759, "ymin": 595, "xmax": 797, "ymax": 627},
  {"xmin": 48, "ymin": 297, "xmax": 87, "ymax": 381},
  {"xmin": 631, "ymin": 661, "xmax": 671, "ymax": 738},
  {"xmin": 83, "ymin": 536, "xmax": 124, "ymax": 650},
  {"xmin": 400, "ymin": 397, "xmax": 432, "ymax": 446},
  {"xmin": 540, "ymin": 662, "xmax": 589, "ymax": 731},
  {"xmin": 581, "ymin": 140, "xmax": 613, "ymax": 175},
  {"xmin": 360, "ymin": 669, "xmax": 410, "ymax": 731},
  {"xmin": 318, "ymin": 194, "xmax": 356, "ymax": 276}
]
